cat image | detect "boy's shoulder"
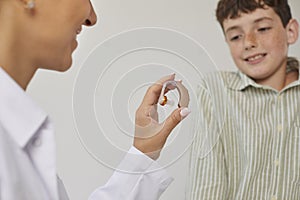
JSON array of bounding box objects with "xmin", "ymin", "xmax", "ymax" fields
[{"xmin": 199, "ymin": 70, "xmax": 246, "ymax": 91}]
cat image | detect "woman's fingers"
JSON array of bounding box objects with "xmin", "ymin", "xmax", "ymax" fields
[{"xmin": 140, "ymin": 74, "xmax": 175, "ymax": 108}]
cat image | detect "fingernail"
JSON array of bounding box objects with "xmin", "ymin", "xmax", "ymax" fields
[
  {"xmin": 169, "ymin": 81, "xmax": 177, "ymax": 87},
  {"xmin": 180, "ymin": 107, "xmax": 191, "ymax": 118},
  {"xmin": 169, "ymin": 73, "xmax": 176, "ymax": 77}
]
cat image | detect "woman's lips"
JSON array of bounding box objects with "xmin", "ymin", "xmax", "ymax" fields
[{"xmin": 76, "ymin": 27, "xmax": 82, "ymax": 35}]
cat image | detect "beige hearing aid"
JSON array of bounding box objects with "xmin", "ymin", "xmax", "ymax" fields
[{"xmin": 158, "ymin": 80, "xmax": 190, "ymax": 108}]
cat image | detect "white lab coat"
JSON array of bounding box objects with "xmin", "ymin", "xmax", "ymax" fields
[{"xmin": 0, "ymin": 67, "xmax": 173, "ymax": 200}]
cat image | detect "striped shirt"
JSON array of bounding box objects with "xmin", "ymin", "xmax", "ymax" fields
[{"xmin": 187, "ymin": 71, "xmax": 300, "ymax": 200}]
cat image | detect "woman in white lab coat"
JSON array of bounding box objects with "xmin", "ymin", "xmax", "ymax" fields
[{"xmin": 0, "ymin": 0, "xmax": 190, "ymax": 199}]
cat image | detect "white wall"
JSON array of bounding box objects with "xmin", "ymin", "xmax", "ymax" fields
[{"xmin": 28, "ymin": 0, "xmax": 300, "ymax": 199}]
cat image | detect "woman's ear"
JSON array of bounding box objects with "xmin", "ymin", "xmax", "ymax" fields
[{"xmin": 286, "ymin": 19, "xmax": 299, "ymax": 45}]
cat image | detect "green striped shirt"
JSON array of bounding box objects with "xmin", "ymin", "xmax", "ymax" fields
[{"xmin": 187, "ymin": 71, "xmax": 300, "ymax": 200}]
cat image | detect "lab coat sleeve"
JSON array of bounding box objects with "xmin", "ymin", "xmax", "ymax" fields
[{"xmin": 89, "ymin": 146, "xmax": 174, "ymax": 200}]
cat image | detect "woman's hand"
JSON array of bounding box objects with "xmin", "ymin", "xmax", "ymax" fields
[{"xmin": 134, "ymin": 74, "xmax": 191, "ymax": 160}]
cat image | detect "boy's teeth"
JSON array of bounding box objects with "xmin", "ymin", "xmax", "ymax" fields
[{"xmin": 248, "ymin": 54, "xmax": 263, "ymax": 61}]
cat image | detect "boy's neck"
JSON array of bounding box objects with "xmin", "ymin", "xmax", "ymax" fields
[
  {"xmin": 285, "ymin": 70, "xmax": 299, "ymax": 87},
  {"xmin": 254, "ymin": 66, "xmax": 299, "ymax": 91}
]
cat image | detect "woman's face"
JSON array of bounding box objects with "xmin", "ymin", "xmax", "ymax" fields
[{"xmin": 25, "ymin": 0, "xmax": 97, "ymax": 71}]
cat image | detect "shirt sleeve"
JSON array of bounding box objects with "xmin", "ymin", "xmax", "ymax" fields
[
  {"xmin": 89, "ymin": 146, "xmax": 173, "ymax": 200},
  {"xmin": 186, "ymin": 81, "xmax": 228, "ymax": 200}
]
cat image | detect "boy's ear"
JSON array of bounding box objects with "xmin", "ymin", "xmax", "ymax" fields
[{"xmin": 286, "ymin": 19, "xmax": 299, "ymax": 45}]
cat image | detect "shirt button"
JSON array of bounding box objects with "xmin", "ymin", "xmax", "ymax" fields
[
  {"xmin": 274, "ymin": 159, "xmax": 279, "ymax": 167},
  {"xmin": 277, "ymin": 95, "xmax": 282, "ymax": 101},
  {"xmin": 277, "ymin": 124, "xmax": 283, "ymax": 132},
  {"xmin": 32, "ymin": 137, "xmax": 42, "ymax": 147}
]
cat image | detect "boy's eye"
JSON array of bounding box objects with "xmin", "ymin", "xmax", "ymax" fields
[
  {"xmin": 258, "ymin": 27, "xmax": 272, "ymax": 32},
  {"xmin": 230, "ymin": 35, "xmax": 242, "ymax": 41}
]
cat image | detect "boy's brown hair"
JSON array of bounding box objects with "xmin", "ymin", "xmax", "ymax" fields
[
  {"xmin": 216, "ymin": 0, "xmax": 292, "ymax": 29},
  {"xmin": 216, "ymin": 0, "xmax": 299, "ymax": 70}
]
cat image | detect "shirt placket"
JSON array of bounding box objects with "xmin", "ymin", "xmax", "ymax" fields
[
  {"xmin": 27, "ymin": 120, "xmax": 59, "ymax": 200},
  {"xmin": 270, "ymin": 93, "xmax": 284, "ymax": 200}
]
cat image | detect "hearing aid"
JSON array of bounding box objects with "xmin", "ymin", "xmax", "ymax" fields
[{"xmin": 158, "ymin": 80, "xmax": 190, "ymax": 108}]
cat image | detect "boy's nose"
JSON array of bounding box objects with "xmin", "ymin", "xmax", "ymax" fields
[{"xmin": 244, "ymin": 33, "xmax": 257, "ymax": 50}]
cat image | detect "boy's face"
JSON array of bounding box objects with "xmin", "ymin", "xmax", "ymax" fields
[{"xmin": 223, "ymin": 7, "xmax": 298, "ymax": 85}]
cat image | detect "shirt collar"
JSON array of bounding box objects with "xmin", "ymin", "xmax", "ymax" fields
[
  {"xmin": 0, "ymin": 67, "xmax": 47, "ymax": 148},
  {"xmin": 227, "ymin": 70, "xmax": 300, "ymax": 91},
  {"xmin": 227, "ymin": 71, "xmax": 256, "ymax": 90}
]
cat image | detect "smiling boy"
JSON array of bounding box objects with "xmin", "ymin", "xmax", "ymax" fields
[
  {"xmin": 188, "ymin": 0, "xmax": 299, "ymax": 199},
  {"xmin": 222, "ymin": 3, "xmax": 298, "ymax": 91}
]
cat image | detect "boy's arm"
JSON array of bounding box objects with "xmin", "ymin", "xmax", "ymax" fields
[
  {"xmin": 186, "ymin": 83, "xmax": 228, "ymax": 199},
  {"xmin": 187, "ymin": 139, "xmax": 228, "ymax": 199}
]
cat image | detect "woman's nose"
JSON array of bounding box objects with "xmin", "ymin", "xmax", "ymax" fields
[{"xmin": 84, "ymin": 1, "xmax": 97, "ymax": 26}]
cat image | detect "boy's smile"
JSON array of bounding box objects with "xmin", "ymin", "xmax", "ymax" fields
[
  {"xmin": 223, "ymin": 7, "xmax": 299, "ymax": 90},
  {"xmin": 244, "ymin": 53, "xmax": 267, "ymax": 65}
]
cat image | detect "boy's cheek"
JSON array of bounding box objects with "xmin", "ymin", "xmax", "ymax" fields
[{"xmin": 229, "ymin": 47, "xmax": 242, "ymax": 61}]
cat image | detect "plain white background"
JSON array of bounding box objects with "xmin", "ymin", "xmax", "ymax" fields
[{"xmin": 28, "ymin": 0, "xmax": 300, "ymax": 199}]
